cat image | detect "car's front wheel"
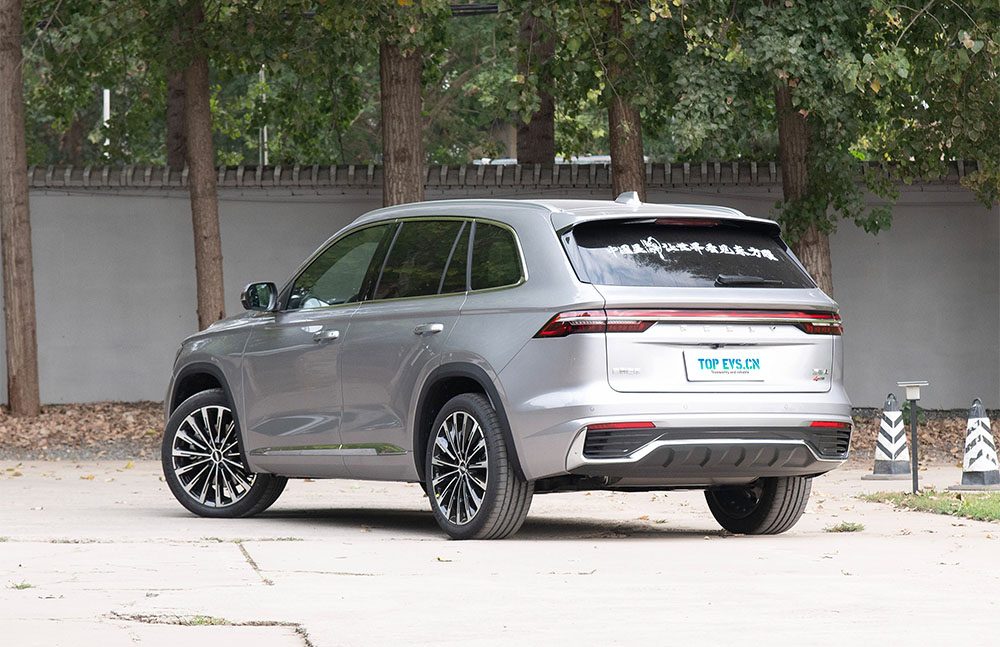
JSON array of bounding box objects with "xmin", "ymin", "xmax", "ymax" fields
[
  {"xmin": 162, "ymin": 389, "xmax": 286, "ymax": 518},
  {"xmin": 425, "ymin": 393, "xmax": 533, "ymax": 539},
  {"xmin": 705, "ymin": 476, "xmax": 812, "ymax": 535}
]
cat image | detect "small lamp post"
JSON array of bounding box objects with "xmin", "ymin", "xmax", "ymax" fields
[{"xmin": 898, "ymin": 381, "xmax": 928, "ymax": 494}]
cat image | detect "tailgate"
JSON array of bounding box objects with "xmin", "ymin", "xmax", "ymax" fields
[{"xmin": 601, "ymin": 304, "xmax": 837, "ymax": 394}]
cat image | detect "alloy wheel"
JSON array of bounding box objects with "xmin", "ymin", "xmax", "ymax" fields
[
  {"xmin": 170, "ymin": 405, "xmax": 255, "ymax": 508},
  {"xmin": 430, "ymin": 410, "xmax": 489, "ymax": 525}
]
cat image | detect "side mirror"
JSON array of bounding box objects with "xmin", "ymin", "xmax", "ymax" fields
[{"xmin": 240, "ymin": 282, "xmax": 278, "ymax": 312}]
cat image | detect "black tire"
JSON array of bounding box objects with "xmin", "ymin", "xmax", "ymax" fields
[
  {"xmin": 705, "ymin": 476, "xmax": 812, "ymax": 535},
  {"xmin": 162, "ymin": 389, "xmax": 287, "ymax": 518},
  {"xmin": 425, "ymin": 393, "xmax": 533, "ymax": 540}
]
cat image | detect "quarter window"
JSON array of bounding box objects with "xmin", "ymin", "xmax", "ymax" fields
[
  {"xmin": 287, "ymin": 224, "xmax": 390, "ymax": 310},
  {"xmin": 374, "ymin": 220, "xmax": 467, "ymax": 300},
  {"xmin": 471, "ymin": 222, "xmax": 522, "ymax": 290}
]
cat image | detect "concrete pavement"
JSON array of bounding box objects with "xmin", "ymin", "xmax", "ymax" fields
[{"xmin": 2, "ymin": 460, "xmax": 998, "ymax": 646}]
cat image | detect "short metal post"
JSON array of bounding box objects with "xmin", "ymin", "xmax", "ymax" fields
[
  {"xmin": 909, "ymin": 398, "xmax": 919, "ymax": 494},
  {"xmin": 898, "ymin": 381, "xmax": 928, "ymax": 495}
]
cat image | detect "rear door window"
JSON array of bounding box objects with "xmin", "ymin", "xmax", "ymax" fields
[
  {"xmin": 566, "ymin": 220, "xmax": 814, "ymax": 288},
  {"xmin": 373, "ymin": 220, "xmax": 467, "ymax": 300}
]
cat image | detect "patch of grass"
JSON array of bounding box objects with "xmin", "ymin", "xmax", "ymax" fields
[
  {"xmin": 824, "ymin": 521, "xmax": 865, "ymax": 533},
  {"xmin": 861, "ymin": 489, "xmax": 1000, "ymax": 522},
  {"xmin": 10, "ymin": 581, "xmax": 33, "ymax": 590},
  {"xmin": 183, "ymin": 615, "xmax": 230, "ymax": 626}
]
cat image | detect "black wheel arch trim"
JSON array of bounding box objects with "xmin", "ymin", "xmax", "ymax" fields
[
  {"xmin": 169, "ymin": 362, "xmax": 252, "ymax": 472},
  {"xmin": 414, "ymin": 363, "xmax": 526, "ymax": 482}
]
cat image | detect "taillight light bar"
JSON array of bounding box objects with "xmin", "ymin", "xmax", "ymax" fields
[{"xmin": 535, "ymin": 309, "xmax": 843, "ymax": 337}]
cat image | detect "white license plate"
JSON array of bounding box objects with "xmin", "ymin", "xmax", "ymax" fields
[{"xmin": 684, "ymin": 351, "xmax": 764, "ymax": 382}]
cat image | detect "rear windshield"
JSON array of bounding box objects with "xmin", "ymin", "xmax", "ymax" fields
[{"xmin": 565, "ymin": 220, "xmax": 815, "ymax": 288}]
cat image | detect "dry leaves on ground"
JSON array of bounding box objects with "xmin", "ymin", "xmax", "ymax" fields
[{"xmin": 0, "ymin": 401, "xmax": 161, "ymax": 457}]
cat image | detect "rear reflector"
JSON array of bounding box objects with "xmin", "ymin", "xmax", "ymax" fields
[
  {"xmin": 535, "ymin": 309, "xmax": 843, "ymax": 337},
  {"xmin": 586, "ymin": 421, "xmax": 656, "ymax": 431},
  {"xmin": 809, "ymin": 421, "xmax": 852, "ymax": 429}
]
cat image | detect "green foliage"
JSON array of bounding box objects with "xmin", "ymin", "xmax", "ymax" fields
[
  {"xmin": 15, "ymin": 0, "xmax": 1000, "ymax": 208},
  {"xmin": 824, "ymin": 521, "xmax": 865, "ymax": 532},
  {"xmin": 867, "ymin": 0, "xmax": 1000, "ymax": 205},
  {"xmin": 900, "ymin": 401, "xmax": 925, "ymax": 427},
  {"xmin": 862, "ymin": 489, "xmax": 1000, "ymax": 522}
]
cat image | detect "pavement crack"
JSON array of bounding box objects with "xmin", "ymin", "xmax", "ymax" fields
[
  {"xmin": 109, "ymin": 612, "xmax": 316, "ymax": 646},
  {"xmin": 237, "ymin": 541, "xmax": 273, "ymax": 586}
]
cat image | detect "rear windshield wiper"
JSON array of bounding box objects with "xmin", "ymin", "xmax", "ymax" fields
[{"xmin": 714, "ymin": 274, "xmax": 784, "ymax": 287}]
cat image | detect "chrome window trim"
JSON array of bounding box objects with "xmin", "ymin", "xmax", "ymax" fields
[{"xmin": 281, "ymin": 214, "xmax": 530, "ymax": 311}]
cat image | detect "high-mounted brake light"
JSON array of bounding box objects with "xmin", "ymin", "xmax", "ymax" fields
[
  {"xmin": 654, "ymin": 218, "xmax": 719, "ymax": 227},
  {"xmin": 535, "ymin": 309, "xmax": 842, "ymax": 337}
]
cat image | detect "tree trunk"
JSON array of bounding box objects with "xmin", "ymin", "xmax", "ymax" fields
[
  {"xmin": 605, "ymin": 3, "xmax": 646, "ymax": 201},
  {"xmin": 608, "ymin": 98, "xmax": 645, "ymax": 201},
  {"xmin": 183, "ymin": 0, "xmax": 225, "ymax": 329},
  {"xmin": 166, "ymin": 73, "xmax": 186, "ymax": 170},
  {"xmin": 515, "ymin": 13, "xmax": 554, "ymax": 165},
  {"xmin": 380, "ymin": 41, "xmax": 424, "ymax": 207},
  {"xmin": 775, "ymin": 83, "xmax": 833, "ymax": 296},
  {"xmin": 0, "ymin": 0, "xmax": 41, "ymax": 416},
  {"xmin": 791, "ymin": 224, "xmax": 834, "ymax": 296},
  {"xmin": 58, "ymin": 116, "xmax": 84, "ymax": 167}
]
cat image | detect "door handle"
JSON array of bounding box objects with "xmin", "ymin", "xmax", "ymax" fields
[
  {"xmin": 413, "ymin": 323, "xmax": 445, "ymax": 335},
  {"xmin": 313, "ymin": 329, "xmax": 340, "ymax": 343}
]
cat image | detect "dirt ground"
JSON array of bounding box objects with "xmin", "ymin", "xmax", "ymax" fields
[{"xmin": 0, "ymin": 401, "xmax": 988, "ymax": 464}]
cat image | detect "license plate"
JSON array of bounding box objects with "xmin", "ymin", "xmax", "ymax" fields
[{"xmin": 684, "ymin": 351, "xmax": 764, "ymax": 382}]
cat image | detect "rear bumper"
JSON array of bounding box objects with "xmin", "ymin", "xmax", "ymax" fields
[{"xmin": 565, "ymin": 431, "xmax": 846, "ymax": 488}]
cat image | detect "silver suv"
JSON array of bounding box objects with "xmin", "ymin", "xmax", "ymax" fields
[{"xmin": 162, "ymin": 194, "xmax": 851, "ymax": 539}]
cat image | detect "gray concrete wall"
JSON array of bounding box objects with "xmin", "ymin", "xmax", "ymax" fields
[{"xmin": 17, "ymin": 168, "xmax": 999, "ymax": 409}]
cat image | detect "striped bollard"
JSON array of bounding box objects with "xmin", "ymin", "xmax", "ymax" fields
[
  {"xmin": 862, "ymin": 393, "xmax": 910, "ymax": 480},
  {"xmin": 948, "ymin": 398, "xmax": 1000, "ymax": 491}
]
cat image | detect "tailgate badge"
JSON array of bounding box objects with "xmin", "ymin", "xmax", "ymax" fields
[
  {"xmin": 812, "ymin": 368, "xmax": 830, "ymax": 382},
  {"xmin": 612, "ymin": 367, "xmax": 641, "ymax": 375}
]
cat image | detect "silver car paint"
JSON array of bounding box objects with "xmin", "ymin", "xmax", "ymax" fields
[{"xmin": 167, "ymin": 198, "xmax": 851, "ymax": 486}]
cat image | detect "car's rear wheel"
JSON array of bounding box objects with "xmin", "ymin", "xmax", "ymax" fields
[
  {"xmin": 162, "ymin": 389, "xmax": 286, "ymax": 518},
  {"xmin": 425, "ymin": 393, "xmax": 533, "ymax": 539},
  {"xmin": 705, "ymin": 476, "xmax": 812, "ymax": 535}
]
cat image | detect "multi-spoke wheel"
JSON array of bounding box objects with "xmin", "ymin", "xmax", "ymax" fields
[
  {"xmin": 705, "ymin": 476, "xmax": 812, "ymax": 535},
  {"xmin": 162, "ymin": 389, "xmax": 286, "ymax": 518},
  {"xmin": 425, "ymin": 393, "xmax": 533, "ymax": 540}
]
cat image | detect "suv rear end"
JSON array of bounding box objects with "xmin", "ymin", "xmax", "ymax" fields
[{"xmin": 490, "ymin": 198, "xmax": 850, "ymax": 531}]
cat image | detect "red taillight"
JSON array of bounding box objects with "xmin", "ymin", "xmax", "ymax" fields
[
  {"xmin": 796, "ymin": 314, "xmax": 843, "ymax": 336},
  {"xmin": 587, "ymin": 421, "xmax": 656, "ymax": 431},
  {"xmin": 809, "ymin": 421, "xmax": 852, "ymax": 429},
  {"xmin": 534, "ymin": 311, "xmax": 607, "ymax": 337},
  {"xmin": 534, "ymin": 311, "xmax": 655, "ymax": 337}
]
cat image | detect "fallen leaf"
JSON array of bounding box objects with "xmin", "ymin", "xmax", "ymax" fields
[
  {"xmin": 80, "ymin": 475, "xmax": 94, "ymax": 480},
  {"xmin": 124, "ymin": 461, "xmax": 134, "ymax": 470},
  {"xmin": 436, "ymin": 557, "xmax": 453, "ymax": 563},
  {"xmin": 638, "ymin": 515, "xmax": 649, "ymax": 520}
]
